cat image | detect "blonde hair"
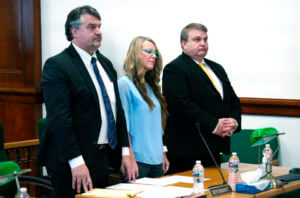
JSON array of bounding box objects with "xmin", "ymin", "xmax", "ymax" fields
[{"xmin": 123, "ymin": 36, "xmax": 168, "ymax": 118}]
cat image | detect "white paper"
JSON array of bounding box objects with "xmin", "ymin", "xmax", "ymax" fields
[
  {"xmin": 134, "ymin": 175, "xmax": 209, "ymax": 186},
  {"xmin": 138, "ymin": 186, "xmax": 194, "ymax": 198},
  {"xmin": 107, "ymin": 176, "xmax": 210, "ymax": 198},
  {"xmin": 107, "ymin": 183, "xmax": 160, "ymax": 191},
  {"xmin": 107, "ymin": 183, "xmax": 195, "ymax": 198}
]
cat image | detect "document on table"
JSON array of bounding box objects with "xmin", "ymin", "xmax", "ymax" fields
[
  {"xmin": 80, "ymin": 188, "xmax": 142, "ymax": 198},
  {"xmin": 107, "ymin": 183, "xmax": 194, "ymax": 198},
  {"xmin": 134, "ymin": 175, "xmax": 210, "ymax": 186},
  {"xmin": 107, "ymin": 175, "xmax": 209, "ymax": 198}
]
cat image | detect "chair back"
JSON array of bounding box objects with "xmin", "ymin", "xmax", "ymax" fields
[
  {"xmin": 221, "ymin": 129, "xmax": 279, "ymax": 164},
  {"xmin": 38, "ymin": 118, "xmax": 46, "ymax": 139}
]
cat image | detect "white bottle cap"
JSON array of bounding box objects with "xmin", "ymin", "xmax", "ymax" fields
[
  {"xmin": 266, "ymin": 144, "xmax": 270, "ymax": 147},
  {"xmin": 20, "ymin": 187, "xmax": 27, "ymax": 192},
  {"xmin": 232, "ymin": 152, "xmax": 237, "ymax": 156},
  {"xmin": 196, "ymin": 160, "xmax": 201, "ymax": 164}
]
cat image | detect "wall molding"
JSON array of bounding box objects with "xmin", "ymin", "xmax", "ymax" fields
[{"xmin": 240, "ymin": 97, "xmax": 300, "ymax": 117}]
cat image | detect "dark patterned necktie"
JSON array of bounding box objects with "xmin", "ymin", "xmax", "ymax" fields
[{"xmin": 91, "ymin": 57, "xmax": 117, "ymax": 149}]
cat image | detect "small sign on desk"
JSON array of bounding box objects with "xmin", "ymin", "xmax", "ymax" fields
[{"xmin": 208, "ymin": 184, "xmax": 232, "ymax": 196}]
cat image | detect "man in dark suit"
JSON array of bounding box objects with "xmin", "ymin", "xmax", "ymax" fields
[
  {"xmin": 36, "ymin": 6, "xmax": 134, "ymax": 197},
  {"xmin": 162, "ymin": 23, "xmax": 241, "ymax": 173}
]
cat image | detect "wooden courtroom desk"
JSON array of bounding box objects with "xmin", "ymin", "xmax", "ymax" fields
[
  {"xmin": 172, "ymin": 163, "xmax": 300, "ymax": 198},
  {"xmin": 76, "ymin": 163, "xmax": 300, "ymax": 198}
]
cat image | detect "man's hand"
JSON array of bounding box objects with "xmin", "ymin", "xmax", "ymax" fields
[
  {"xmin": 71, "ymin": 164, "xmax": 93, "ymax": 193},
  {"xmin": 121, "ymin": 155, "xmax": 137, "ymax": 182},
  {"xmin": 215, "ymin": 118, "xmax": 238, "ymax": 138},
  {"xmin": 222, "ymin": 118, "xmax": 238, "ymax": 134},
  {"xmin": 162, "ymin": 152, "xmax": 170, "ymax": 174},
  {"xmin": 214, "ymin": 119, "xmax": 227, "ymax": 137}
]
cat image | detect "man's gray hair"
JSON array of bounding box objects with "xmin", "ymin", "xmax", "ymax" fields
[{"xmin": 180, "ymin": 23, "xmax": 208, "ymax": 42}]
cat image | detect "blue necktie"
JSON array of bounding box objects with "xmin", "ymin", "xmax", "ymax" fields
[{"xmin": 91, "ymin": 57, "xmax": 117, "ymax": 149}]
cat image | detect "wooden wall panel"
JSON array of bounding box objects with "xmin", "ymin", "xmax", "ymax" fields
[
  {"xmin": 240, "ymin": 97, "xmax": 300, "ymax": 117},
  {"xmin": 0, "ymin": 0, "xmax": 42, "ymax": 143},
  {"xmin": 0, "ymin": 0, "xmax": 25, "ymax": 87},
  {"xmin": 0, "ymin": 90, "xmax": 42, "ymax": 142}
]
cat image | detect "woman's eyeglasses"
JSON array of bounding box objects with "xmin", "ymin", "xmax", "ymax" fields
[{"xmin": 142, "ymin": 49, "xmax": 160, "ymax": 58}]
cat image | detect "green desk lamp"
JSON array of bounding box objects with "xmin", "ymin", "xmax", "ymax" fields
[
  {"xmin": 0, "ymin": 161, "xmax": 31, "ymax": 193},
  {"xmin": 250, "ymin": 127, "xmax": 284, "ymax": 189}
]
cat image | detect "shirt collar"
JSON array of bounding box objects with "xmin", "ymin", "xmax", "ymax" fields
[
  {"xmin": 72, "ymin": 43, "xmax": 97, "ymax": 63},
  {"xmin": 192, "ymin": 58, "xmax": 207, "ymax": 66}
]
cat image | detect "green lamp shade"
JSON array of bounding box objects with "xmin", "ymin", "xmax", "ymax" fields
[
  {"xmin": 250, "ymin": 127, "xmax": 278, "ymax": 147},
  {"xmin": 0, "ymin": 161, "xmax": 21, "ymax": 186}
]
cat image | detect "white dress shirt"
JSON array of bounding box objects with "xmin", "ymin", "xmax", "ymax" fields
[
  {"xmin": 193, "ymin": 59, "xmax": 223, "ymax": 134},
  {"xmin": 195, "ymin": 59, "xmax": 224, "ymax": 99},
  {"xmin": 69, "ymin": 43, "xmax": 128, "ymax": 169}
]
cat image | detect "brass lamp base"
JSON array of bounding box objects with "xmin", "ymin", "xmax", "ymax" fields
[
  {"xmin": 260, "ymin": 161, "xmax": 283, "ymax": 188},
  {"xmin": 260, "ymin": 173, "xmax": 283, "ymax": 188}
]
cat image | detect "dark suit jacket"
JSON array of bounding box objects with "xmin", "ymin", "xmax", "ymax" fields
[
  {"xmin": 36, "ymin": 44, "xmax": 129, "ymax": 173},
  {"xmin": 162, "ymin": 52, "xmax": 241, "ymax": 160}
]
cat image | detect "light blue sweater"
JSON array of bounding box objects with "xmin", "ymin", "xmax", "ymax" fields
[{"xmin": 118, "ymin": 76, "xmax": 163, "ymax": 165}]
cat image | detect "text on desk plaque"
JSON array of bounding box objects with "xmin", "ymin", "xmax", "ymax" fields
[{"xmin": 208, "ymin": 184, "xmax": 232, "ymax": 196}]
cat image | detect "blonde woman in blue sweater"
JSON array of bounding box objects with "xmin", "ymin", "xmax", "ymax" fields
[{"xmin": 118, "ymin": 36, "xmax": 169, "ymax": 178}]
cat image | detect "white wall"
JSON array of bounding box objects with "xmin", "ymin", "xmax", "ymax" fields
[
  {"xmin": 242, "ymin": 115, "xmax": 299, "ymax": 168},
  {"xmin": 40, "ymin": 0, "xmax": 300, "ymax": 167}
]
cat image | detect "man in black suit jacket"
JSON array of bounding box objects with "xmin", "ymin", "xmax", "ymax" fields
[
  {"xmin": 36, "ymin": 6, "xmax": 134, "ymax": 197},
  {"xmin": 162, "ymin": 23, "xmax": 241, "ymax": 173}
]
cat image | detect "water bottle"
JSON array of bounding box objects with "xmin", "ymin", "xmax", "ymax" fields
[
  {"xmin": 228, "ymin": 152, "xmax": 239, "ymax": 191},
  {"xmin": 260, "ymin": 153, "xmax": 267, "ymax": 175},
  {"xmin": 192, "ymin": 160, "xmax": 204, "ymax": 193},
  {"xmin": 15, "ymin": 187, "xmax": 30, "ymax": 198},
  {"xmin": 263, "ymin": 144, "xmax": 273, "ymax": 161}
]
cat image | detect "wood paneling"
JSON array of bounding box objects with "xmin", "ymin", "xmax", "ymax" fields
[
  {"xmin": 240, "ymin": 97, "xmax": 300, "ymax": 117},
  {"xmin": 0, "ymin": 0, "xmax": 42, "ymax": 143},
  {"xmin": 0, "ymin": 91, "xmax": 42, "ymax": 142}
]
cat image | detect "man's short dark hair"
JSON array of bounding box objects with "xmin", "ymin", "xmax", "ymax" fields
[{"xmin": 65, "ymin": 5, "xmax": 101, "ymax": 41}]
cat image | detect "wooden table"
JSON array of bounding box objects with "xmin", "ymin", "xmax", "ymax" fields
[
  {"xmin": 171, "ymin": 163, "xmax": 300, "ymax": 198},
  {"xmin": 76, "ymin": 163, "xmax": 300, "ymax": 198}
]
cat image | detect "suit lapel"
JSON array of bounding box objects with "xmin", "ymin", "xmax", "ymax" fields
[
  {"xmin": 183, "ymin": 53, "xmax": 209, "ymax": 81},
  {"xmin": 204, "ymin": 58, "xmax": 228, "ymax": 100},
  {"xmin": 95, "ymin": 51, "xmax": 121, "ymax": 108},
  {"xmin": 66, "ymin": 45, "xmax": 100, "ymax": 110},
  {"xmin": 96, "ymin": 51, "xmax": 114, "ymax": 82},
  {"xmin": 205, "ymin": 58, "xmax": 227, "ymax": 83},
  {"xmin": 183, "ymin": 53, "xmax": 221, "ymax": 97}
]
